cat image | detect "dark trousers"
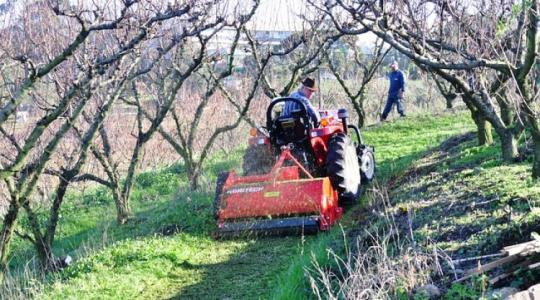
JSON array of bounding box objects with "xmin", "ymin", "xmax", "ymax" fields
[{"xmin": 381, "ymin": 95, "xmax": 405, "ymax": 120}]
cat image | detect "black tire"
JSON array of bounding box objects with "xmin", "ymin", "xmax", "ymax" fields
[
  {"xmin": 326, "ymin": 133, "xmax": 362, "ymax": 206},
  {"xmin": 242, "ymin": 144, "xmax": 274, "ymax": 176},
  {"xmin": 213, "ymin": 172, "xmax": 229, "ymax": 220},
  {"xmin": 359, "ymin": 147, "xmax": 376, "ymax": 183}
]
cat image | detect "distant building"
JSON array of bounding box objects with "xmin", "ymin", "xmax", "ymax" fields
[{"xmin": 252, "ymin": 30, "xmax": 292, "ymax": 45}]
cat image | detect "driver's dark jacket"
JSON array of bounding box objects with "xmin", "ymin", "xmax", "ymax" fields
[{"xmin": 281, "ymin": 90, "xmax": 321, "ymax": 126}]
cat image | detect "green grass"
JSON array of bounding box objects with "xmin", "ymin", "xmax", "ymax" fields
[
  {"xmin": 7, "ymin": 112, "xmax": 476, "ymax": 299},
  {"xmin": 391, "ymin": 139, "xmax": 540, "ymax": 254},
  {"xmin": 383, "ymin": 127, "xmax": 540, "ymax": 293}
]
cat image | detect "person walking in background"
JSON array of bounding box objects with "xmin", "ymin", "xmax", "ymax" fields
[{"xmin": 381, "ymin": 61, "xmax": 406, "ymax": 121}]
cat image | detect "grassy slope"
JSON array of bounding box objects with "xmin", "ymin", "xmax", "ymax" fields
[
  {"xmin": 384, "ymin": 130, "xmax": 540, "ymax": 293},
  {"xmin": 10, "ymin": 112, "xmax": 474, "ymax": 299}
]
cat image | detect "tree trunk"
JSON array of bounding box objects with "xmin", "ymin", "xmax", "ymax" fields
[
  {"xmin": 34, "ymin": 237, "xmax": 55, "ymax": 271},
  {"xmin": 527, "ymin": 120, "xmax": 540, "ymax": 179},
  {"xmin": 44, "ymin": 178, "xmax": 69, "ymax": 249},
  {"xmin": 21, "ymin": 201, "xmax": 57, "ymax": 270},
  {"xmin": 115, "ymin": 136, "xmax": 144, "ymax": 224},
  {"xmin": 0, "ymin": 196, "xmax": 20, "ymax": 282},
  {"xmin": 112, "ymin": 187, "xmax": 131, "ymax": 224},
  {"xmin": 26, "ymin": 178, "xmax": 71, "ymax": 270},
  {"xmin": 469, "ymin": 93, "xmax": 518, "ymax": 161},
  {"xmin": 499, "ymin": 130, "xmax": 519, "ymax": 162},
  {"xmin": 186, "ymin": 159, "xmax": 201, "ymax": 191},
  {"xmin": 355, "ymin": 91, "xmax": 366, "ymax": 128},
  {"xmin": 116, "ymin": 202, "xmax": 131, "ymax": 225},
  {"xmin": 497, "ymin": 95, "xmax": 513, "ymax": 127},
  {"xmin": 188, "ymin": 165, "xmax": 201, "ymax": 191},
  {"xmin": 532, "ymin": 135, "xmax": 540, "ymax": 179},
  {"xmin": 472, "ymin": 110, "xmax": 493, "ymax": 146},
  {"xmin": 445, "ymin": 94, "xmax": 457, "ymax": 109},
  {"xmin": 445, "ymin": 97, "xmax": 453, "ymax": 109},
  {"xmin": 356, "ymin": 109, "xmax": 365, "ymax": 129}
]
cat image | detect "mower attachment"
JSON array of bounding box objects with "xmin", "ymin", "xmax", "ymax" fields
[{"xmin": 214, "ymin": 147, "xmax": 342, "ymax": 237}]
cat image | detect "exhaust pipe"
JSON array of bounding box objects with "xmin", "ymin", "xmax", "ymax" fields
[{"xmin": 338, "ymin": 108, "xmax": 349, "ymax": 134}]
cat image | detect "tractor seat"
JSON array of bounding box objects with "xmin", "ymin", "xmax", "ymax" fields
[{"xmin": 272, "ymin": 114, "xmax": 309, "ymax": 146}]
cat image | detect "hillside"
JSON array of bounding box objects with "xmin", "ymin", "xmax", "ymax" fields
[
  {"xmin": 3, "ymin": 113, "xmax": 477, "ymax": 299},
  {"xmin": 309, "ymin": 121, "xmax": 540, "ymax": 298}
]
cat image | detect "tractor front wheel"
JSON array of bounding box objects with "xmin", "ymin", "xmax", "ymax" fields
[
  {"xmin": 327, "ymin": 133, "xmax": 361, "ymax": 206},
  {"xmin": 359, "ymin": 146, "xmax": 376, "ymax": 183}
]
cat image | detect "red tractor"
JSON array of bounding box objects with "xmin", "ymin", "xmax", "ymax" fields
[{"xmin": 214, "ymin": 97, "xmax": 375, "ymax": 236}]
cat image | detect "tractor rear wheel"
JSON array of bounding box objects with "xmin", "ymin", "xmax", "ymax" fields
[
  {"xmin": 327, "ymin": 133, "xmax": 361, "ymax": 206},
  {"xmin": 242, "ymin": 144, "xmax": 274, "ymax": 176},
  {"xmin": 213, "ymin": 172, "xmax": 229, "ymax": 220}
]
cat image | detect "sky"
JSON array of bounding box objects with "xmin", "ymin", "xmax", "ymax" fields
[
  {"xmin": 0, "ymin": 0, "xmax": 309, "ymax": 31},
  {"xmin": 249, "ymin": 0, "xmax": 307, "ymax": 31},
  {"xmin": 0, "ymin": 0, "xmax": 377, "ymax": 44}
]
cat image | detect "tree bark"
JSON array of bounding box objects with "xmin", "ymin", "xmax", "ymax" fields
[
  {"xmin": 120, "ymin": 140, "xmax": 141, "ymax": 219},
  {"xmin": 532, "ymin": 135, "xmax": 540, "ymax": 179},
  {"xmin": 354, "ymin": 89, "xmax": 367, "ymax": 128},
  {"xmin": 524, "ymin": 108, "xmax": 540, "ymax": 179},
  {"xmin": 497, "ymin": 94, "xmax": 514, "ymax": 127},
  {"xmin": 471, "ymin": 110, "xmax": 493, "ymax": 146},
  {"xmin": 445, "ymin": 95, "xmax": 456, "ymax": 109},
  {"xmin": 188, "ymin": 164, "xmax": 201, "ymax": 191},
  {"xmin": 112, "ymin": 187, "xmax": 131, "ymax": 225},
  {"xmin": 34, "ymin": 237, "xmax": 55, "ymax": 271},
  {"xmin": 21, "ymin": 201, "xmax": 57, "ymax": 270},
  {"xmin": 0, "ymin": 195, "xmax": 20, "ymax": 282},
  {"xmin": 499, "ymin": 130, "xmax": 519, "ymax": 162},
  {"xmin": 115, "ymin": 200, "xmax": 131, "ymax": 225},
  {"xmin": 43, "ymin": 179, "xmax": 69, "ymax": 255}
]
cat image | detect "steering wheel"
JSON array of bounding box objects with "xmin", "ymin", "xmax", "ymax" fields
[
  {"xmin": 266, "ymin": 97, "xmax": 314, "ymax": 145},
  {"xmin": 266, "ymin": 97, "xmax": 313, "ymax": 128}
]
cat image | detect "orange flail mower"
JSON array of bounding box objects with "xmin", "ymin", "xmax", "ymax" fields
[
  {"xmin": 215, "ymin": 147, "xmax": 342, "ymax": 235},
  {"xmin": 213, "ymin": 97, "xmax": 375, "ymax": 236}
]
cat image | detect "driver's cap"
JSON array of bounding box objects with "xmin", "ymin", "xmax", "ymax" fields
[{"xmin": 301, "ymin": 77, "xmax": 317, "ymax": 91}]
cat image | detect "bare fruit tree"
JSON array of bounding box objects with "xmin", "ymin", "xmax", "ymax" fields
[
  {"xmin": 325, "ymin": 36, "xmax": 389, "ymax": 128},
  {"xmin": 0, "ymin": 0, "xmax": 143, "ymax": 278},
  {"xmin": 90, "ymin": 31, "xmax": 219, "ymax": 224},
  {"xmin": 143, "ymin": 2, "xmax": 261, "ymax": 190},
  {"xmin": 319, "ymin": 0, "xmax": 538, "ymax": 175},
  {"xmin": 0, "ymin": 0, "xmax": 228, "ymax": 277}
]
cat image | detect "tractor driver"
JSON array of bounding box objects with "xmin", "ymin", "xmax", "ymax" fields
[{"xmin": 282, "ymin": 77, "xmax": 321, "ymax": 127}]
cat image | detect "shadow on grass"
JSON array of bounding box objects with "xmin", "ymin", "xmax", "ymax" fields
[
  {"xmin": 386, "ymin": 133, "xmax": 540, "ymax": 263},
  {"xmin": 50, "ymin": 194, "xmax": 311, "ymax": 299},
  {"xmin": 165, "ymin": 235, "xmax": 307, "ymax": 300},
  {"xmin": 36, "ymin": 190, "xmax": 217, "ymax": 271}
]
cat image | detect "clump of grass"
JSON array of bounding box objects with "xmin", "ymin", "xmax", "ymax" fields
[
  {"xmin": 1, "ymin": 261, "xmax": 46, "ymax": 300},
  {"xmin": 307, "ymin": 186, "xmax": 451, "ymax": 299}
]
